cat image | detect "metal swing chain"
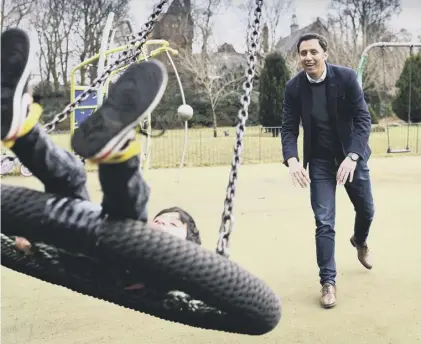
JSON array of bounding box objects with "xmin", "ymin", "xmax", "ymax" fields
[
  {"xmin": 405, "ymin": 45, "xmax": 413, "ymax": 149},
  {"xmin": 381, "ymin": 47, "xmax": 391, "ymax": 148},
  {"xmin": 40, "ymin": 0, "xmax": 170, "ymax": 135},
  {"xmin": 216, "ymin": 0, "xmax": 263, "ymax": 258}
]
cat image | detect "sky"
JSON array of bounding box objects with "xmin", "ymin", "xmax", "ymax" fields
[{"xmin": 132, "ymin": 0, "xmax": 421, "ymax": 53}]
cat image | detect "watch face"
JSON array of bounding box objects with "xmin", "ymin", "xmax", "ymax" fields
[{"xmin": 350, "ymin": 153, "xmax": 358, "ymax": 161}]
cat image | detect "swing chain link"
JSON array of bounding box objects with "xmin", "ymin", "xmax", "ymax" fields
[
  {"xmin": 216, "ymin": 0, "xmax": 263, "ymax": 258},
  {"xmin": 41, "ymin": 0, "xmax": 169, "ymax": 135}
]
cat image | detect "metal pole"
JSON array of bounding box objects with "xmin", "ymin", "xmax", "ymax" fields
[
  {"xmin": 180, "ymin": 121, "xmax": 189, "ymax": 168},
  {"xmin": 165, "ymin": 50, "xmax": 190, "ymax": 169},
  {"xmin": 165, "ymin": 50, "xmax": 186, "ymax": 104},
  {"xmin": 259, "ymin": 125, "xmax": 262, "ymax": 163},
  {"xmin": 97, "ymin": 12, "xmax": 115, "ymax": 106}
]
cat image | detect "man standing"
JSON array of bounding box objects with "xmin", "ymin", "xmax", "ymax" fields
[{"xmin": 280, "ymin": 33, "xmax": 375, "ymax": 309}]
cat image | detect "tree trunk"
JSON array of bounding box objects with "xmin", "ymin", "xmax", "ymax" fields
[{"xmin": 211, "ymin": 106, "xmax": 218, "ymax": 138}]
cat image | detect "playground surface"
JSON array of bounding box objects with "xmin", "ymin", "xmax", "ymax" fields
[{"xmin": 2, "ymin": 156, "xmax": 421, "ymax": 344}]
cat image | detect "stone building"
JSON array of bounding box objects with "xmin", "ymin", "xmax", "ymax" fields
[{"xmin": 150, "ymin": 0, "xmax": 194, "ymax": 54}]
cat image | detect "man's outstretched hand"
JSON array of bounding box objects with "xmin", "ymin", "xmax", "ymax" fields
[{"xmin": 288, "ymin": 157, "xmax": 311, "ymax": 188}]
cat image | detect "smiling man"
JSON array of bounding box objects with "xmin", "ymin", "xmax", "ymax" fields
[{"xmin": 280, "ymin": 33, "xmax": 375, "ymax": 309}]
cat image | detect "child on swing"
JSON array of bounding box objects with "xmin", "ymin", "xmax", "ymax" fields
[{"xmin": 1, "ymin": 28, "xmax": 201, "ymax": 257}]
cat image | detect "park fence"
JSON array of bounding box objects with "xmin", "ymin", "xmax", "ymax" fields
[
  {"xmin": 2, "ymin": 124, "xmax": 420, "ymax": 174},
  {"xmin": 137, "ymin": 123, "xmax": 421, "ymax": 169}
]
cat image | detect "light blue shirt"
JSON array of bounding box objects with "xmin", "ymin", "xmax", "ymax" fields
[{"xmin": 306, "ymin": 63, "xmax": 327, "ymax": 83}]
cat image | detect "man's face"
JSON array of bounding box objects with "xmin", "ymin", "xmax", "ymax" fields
[
  {"xmin": 152, "ymin": 212, "xmax": 187, "ymax": 240},
  {"xmin": 299, "ymin": 39, "xmax": 327, "ymax": 79}
]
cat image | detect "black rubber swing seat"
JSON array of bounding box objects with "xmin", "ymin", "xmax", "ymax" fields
[{"xmin": 1, "ymin": 184, "xmax": 281, "ymax": 335}]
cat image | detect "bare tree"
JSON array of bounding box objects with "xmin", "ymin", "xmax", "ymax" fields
[
  {"xmin": 191, "ymin": 0, "xmax": 226, "ymax": 66},
  {"xmin": 328, "ymin": 0, "xmax": 401, "ymax": 50},
  {"xmin": 180, "ymin": 52, "xmax": 245, "ymax": 137},
  {"xmin": 326, "ymin": 0, "xmax": 406, "ymax": 111},
  {"xmin": 177, "ymin": 0, "xmax": 234, "ymax": 136},
  {"xmin": 1, "ymin": 0, "xmax": 37, "ymax": 30},
  {"xmin": 31, "ymin": 0, "xmax": 79, "ymax": 89},
  {"xmin": 326, "ymin": 0, "xmax": 402, "ymax": 74},
  {"xmin": 72, "ymin": 0, "xmax": 130, "ymax": 85}
]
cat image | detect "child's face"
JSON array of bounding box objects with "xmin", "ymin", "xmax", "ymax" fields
[{"xmin": 151, "ymin": 211, "xmax": 187, "ymax": 240}]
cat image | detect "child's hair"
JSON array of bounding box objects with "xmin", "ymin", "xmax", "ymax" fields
[{"xmin": 154, "ymin": 207, "xmax": 201, "ymax": 245}]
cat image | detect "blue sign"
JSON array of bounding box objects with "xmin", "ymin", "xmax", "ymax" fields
[
  {"xmin": 74, "ymin": 108, "xmax": 95, "ymax": 128},
  {"xmin": 74, "ymin": 89, "xmax": 98, "ymax": 107}
]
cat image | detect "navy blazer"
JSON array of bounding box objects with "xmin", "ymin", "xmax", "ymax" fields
[{"xmin": 280, "ymin": 63, "xmax": 372, "ymax": 168}]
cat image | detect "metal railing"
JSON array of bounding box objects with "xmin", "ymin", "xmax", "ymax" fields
[
  {"xmin": 1, "ymin": 124, "xmax": 419, "ymax": 175},
  {"xmin": 141, "ymin": 124, "xmax": 420, "ymax": 169}
]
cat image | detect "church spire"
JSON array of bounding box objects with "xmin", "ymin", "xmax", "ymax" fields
[{"xmin": 290, "ymin": 13, "xmax": 299, "ymax": 33}]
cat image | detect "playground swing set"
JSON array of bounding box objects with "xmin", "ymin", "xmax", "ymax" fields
[
  {"xmin": 356, "ymin": 41, "xmax": 421, "ymax": 154},
  {"xmin": 70, "ymin": 12, "xmax": 193, "ymax": 171}
]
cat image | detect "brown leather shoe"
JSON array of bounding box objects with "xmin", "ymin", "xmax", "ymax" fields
[
  {"xmin": 320, "ymin": 283, "xmax": 336, "ymax": 308},
  {"xmin": 350, "ymin": 236, "xmax": 373, "ymax": 269}
]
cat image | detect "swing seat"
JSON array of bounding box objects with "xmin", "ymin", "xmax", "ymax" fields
[
  {"xmin": 1, "ymin": 184, "xmax": 281, "ymax": 335},
  {"xmin": 387, "ymin": 148, "xmax": 411, "ymax": 154}
]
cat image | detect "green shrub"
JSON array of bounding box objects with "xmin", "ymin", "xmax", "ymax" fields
[
  {"xmin": 392, "ymin": 52, "xmax": 421, "ymax": 123},
  {"xmin": 258, "ymin": 52, "xmax": 290, "ymax": 132}
]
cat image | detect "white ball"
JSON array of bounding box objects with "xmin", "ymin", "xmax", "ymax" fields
[{"xmin": 177, "ymin": 104, "xmax": 194, "ymax": 121}]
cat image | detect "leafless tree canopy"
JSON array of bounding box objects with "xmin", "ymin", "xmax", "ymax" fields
[
  {"xmin": 30, "ymin": 0, "xmax": 79, "ymax": 88},
  {"xmin": 326, "ymin": 0, "xmax": 407, "ymax": 94},
  {"xmin": 1, "ymin": 0, "xmax": 37, "ymax": 30},
  {"xmin": 3, "ymin": 0, "xmax": 130, "ymax": 89},
  {"xmin": 180, "ymin": 50, "xmax": 245, "ymax": 136},
  {"xmin": 328, "ymin": 0, "xmax": 401, "ymax": 49}
]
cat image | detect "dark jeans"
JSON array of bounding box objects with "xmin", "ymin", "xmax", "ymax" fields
[
  {"xmin": 11, "ymin": 124, "xmax": 149, "ymax": 222},
  {"xmin": 308, "ymin": 157, "xmax": 375, "ymax": 286}
]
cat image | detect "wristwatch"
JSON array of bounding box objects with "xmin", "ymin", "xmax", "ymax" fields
[{"xmin": 347, "ymin": 152, "xmax": 359, "ymax": 161}]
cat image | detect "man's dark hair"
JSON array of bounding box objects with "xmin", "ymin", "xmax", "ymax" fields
[
  {"xmin": 296, "ymin": 33, "xmax": 328, "ymax": 53},
  {"xmin": 154, "ymin": 207, "xmax": 201, "ymax": 245}
]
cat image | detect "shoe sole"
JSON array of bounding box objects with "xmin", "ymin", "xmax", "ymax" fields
[
  {"xmin": 1, "ymin": 28, "xmax": 34, "ymax": 141},
  {"xmin": 71, "ymin": 60, "xmax": 168, "ymax": 160},
  {"xmin": 321, "ymin": 301, "xmax": 336, "ymax": 309}
]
